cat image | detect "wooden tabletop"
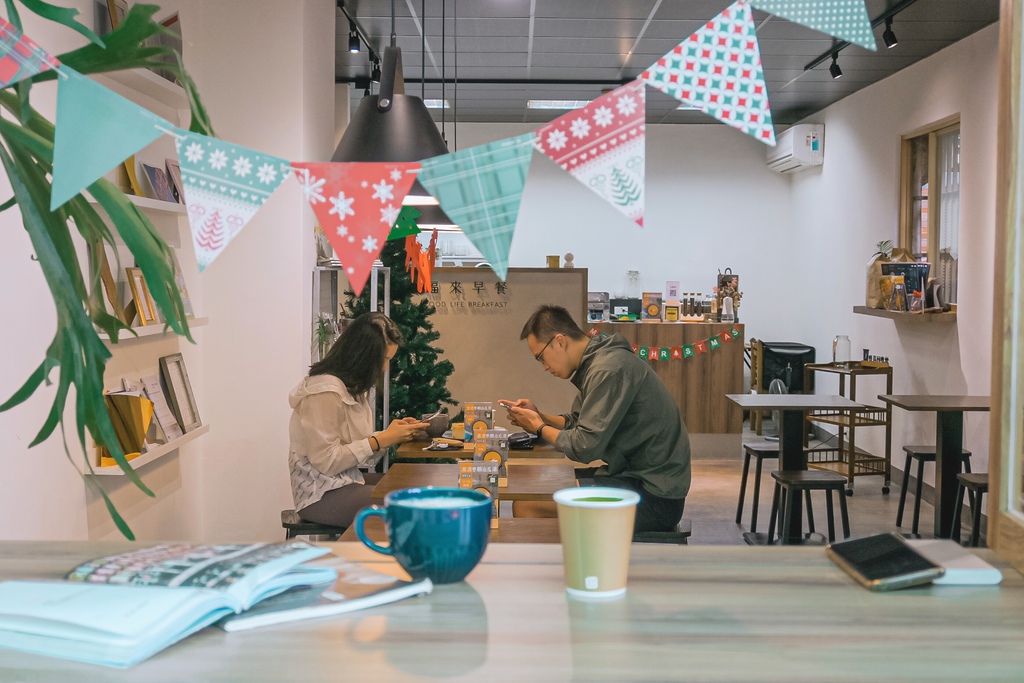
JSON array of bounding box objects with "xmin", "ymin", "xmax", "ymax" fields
[
  {"xmin": 1, "ymin": 541, "xmax": 1021, "ymax": 681},
  {"xmin": 340, "ymin": 517, "xmax": 561, "ymax": 544},
  {"xmin": 395, "ymin": 439, "xmax": 569, "ymax": 461},
  {"xmin": 371, "ymin": 462, "xmax": 578, "ymax": 502},
  {"xmin": 878, "ymin": 394, "xmax": 992, "ymax": 412},
  {"xmin": 726, "ymin": 394, "xmax": 864, "ymax": 411}
]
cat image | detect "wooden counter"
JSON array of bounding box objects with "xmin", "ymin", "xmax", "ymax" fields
[{"xmin": 591, "ymin": 321, "xmax": 745, "ymax": 434}]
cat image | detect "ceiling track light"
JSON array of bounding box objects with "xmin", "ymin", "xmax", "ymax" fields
[
  {"xmin": 348, "ymin": 20, "xmax": 360, "ymax": 53},
  {"xmin": 829, "ymin": 51, "xmax": 843, "ymax": 80},
  {"xmin": 882, "ymin": 17, "xmax": 898, "ymax": 49}
]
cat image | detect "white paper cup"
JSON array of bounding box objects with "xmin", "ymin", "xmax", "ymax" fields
[{"xmin": 554, "ymin": 487, "xmax": 639, "ymax": 599}]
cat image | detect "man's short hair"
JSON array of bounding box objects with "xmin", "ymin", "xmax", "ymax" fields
[{"xmin": 520, "ymin": 305, "xmax": 587, "ymax": 342}]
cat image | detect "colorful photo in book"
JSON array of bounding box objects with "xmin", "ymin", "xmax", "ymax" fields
[{"xmin": 142, "ymin": 162, "xmax": 177, "ymax": 203}]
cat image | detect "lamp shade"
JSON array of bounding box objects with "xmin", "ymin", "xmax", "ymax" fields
[{"xmin": 333, "ymin": 94, "xmax": 449, "ymax": 163}]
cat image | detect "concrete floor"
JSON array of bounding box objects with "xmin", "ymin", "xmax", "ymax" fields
[{"xmin": 686, "ymin": 431, "xmax": 982, "ymax": 545}]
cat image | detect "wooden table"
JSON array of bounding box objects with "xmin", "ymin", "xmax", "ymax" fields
[
  {"xmin": 879, "ymin": 395, "xmax": 991, "ymax": 538},
  {"xmin": 1, "ymin": 542, "xmax": 1022, "ymax": 681},
  {"xmin": 726, "ymin": 394, "xmax": 864, "ymax": 545},
  {"xmin": 340, "ymin": 517, "xmax": 561, "ymax": 544},
  {"xmin": 395, "ymin": 439, "xmax": 570, "ymax": 461},
  {"xmin": 371, "ymin": 462, "xmax": 578, "ymax": 502}
]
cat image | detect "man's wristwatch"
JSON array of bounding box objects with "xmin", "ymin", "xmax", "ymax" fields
[{"xmin": 535, "ymin": 424, "xmax": 545, "ymax": 438}]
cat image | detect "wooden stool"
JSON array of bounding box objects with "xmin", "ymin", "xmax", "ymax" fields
[
  {"xmin": 951, "ymin": 473, "xmax": 989, "ymax": 547},
  {"xmin": 633, "ymin": 519, "xmax": 692, "ymax": 545},
  {"xmin": 767, "ymin": 470, "xmax": 850, "ymax": 544},
  {"xmin": 735, "ymin": 442, "xmax": 779, "ymax": 533},
  {"xmin": 281, "ymin": 509, "xmax": 346, "ymax": 540},
  {"xmin": 896, "ymin": 445, "xmax": 972, "ymax": 535}
]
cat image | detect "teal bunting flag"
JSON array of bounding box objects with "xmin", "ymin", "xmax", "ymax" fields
[
  {"xmin": 51, "ymin": 69, "xmax": 169, "ymax": 210},
  {"xmin": 175, "ymin": 130, "xmax": 291, "ymax": 271},
  {"xmin": 750, "ymin": 0, "xmax": 877, "ymax": 52},
  {"xmin": 416, "ymin": 133, "xmax": 536, "ymax": 280}
]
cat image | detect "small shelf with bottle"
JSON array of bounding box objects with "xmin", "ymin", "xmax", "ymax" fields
[{"xmin": 803, "ymin": 361, "xmax": 893, "ymax": 495}]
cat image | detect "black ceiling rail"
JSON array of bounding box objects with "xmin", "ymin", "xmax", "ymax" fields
[
  {"xmin": 803, "ymin": 0, "xmax": 921, "ymax": 72},
  {"xmin": 335, "ymin": 76, "xmax": 635, "ymax": 86},
  {"xmin": 336, "ymin": 0, "xmax": 381, "ymax": 65}
]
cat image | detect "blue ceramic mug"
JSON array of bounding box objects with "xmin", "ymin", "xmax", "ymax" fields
[{"xmin": 354, "ymin": 487, "xmax": 492, "ymax": 584}]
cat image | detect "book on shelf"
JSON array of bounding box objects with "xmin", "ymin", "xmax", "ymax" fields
[
  {"xmin": 0, "ymin": 542, "xmax": 338, "ymax": 668},
  {"xmin": 97, "ymin": 390, "xmax": 154, "ymax": 466},
  {"xmin": 216, "ymin": 557, "xmax": 432, "ymax": 632}
]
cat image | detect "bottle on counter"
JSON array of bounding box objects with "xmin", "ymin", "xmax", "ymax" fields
[
  {"xmin": 832, "ymin": 335, "xmax": 851, "ymax": 367},
  {"xmin": 720, "ymin": 296, "xmax": 735, "ymax": 323}
]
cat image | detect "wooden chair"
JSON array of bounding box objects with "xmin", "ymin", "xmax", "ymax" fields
[
  {"xmin": 951, "ymin": 473, "xmax": 989, "ymax": 547},
  {"xmin": 735, "ymin": 441, "xmax": 779, "ymax": 533},
  {"xmin": 767, "ymin": 470, "xmax": 851, "ymax": 544},
  {"xmin": 896, "ymin": 445, "xmax": 972, "ymax": 535}
]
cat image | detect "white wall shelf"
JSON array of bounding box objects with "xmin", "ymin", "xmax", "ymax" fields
[
  {"xmin": 97, "ymin": 317, "xmax": 208, "ymax": 342},
  {"xmin": 93, "ymin": 68, "xmax": 188, "ymax": 110},
  {"xmin": 88, "ymin": 424, "xmax": 209, "ymax": 476}
]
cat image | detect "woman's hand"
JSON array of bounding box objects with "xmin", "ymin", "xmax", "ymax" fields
[{"xmin": 377, "ymin": 418, "xmax": 430, "ymax": 447}]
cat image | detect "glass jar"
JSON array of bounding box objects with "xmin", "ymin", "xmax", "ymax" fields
[{"xmin": 833, "ymin": 335, "xmax": 851, "ymax": 367}]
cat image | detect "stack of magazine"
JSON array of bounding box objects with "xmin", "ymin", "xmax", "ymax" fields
[{"xmin": 0, "ymin": 542, "xmax": 432, "ymax": 668}]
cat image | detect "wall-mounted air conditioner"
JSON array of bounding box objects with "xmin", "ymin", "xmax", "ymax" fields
[{"xmin": 767, "ymin": 123, "xmax": 824, "ymax": 173}]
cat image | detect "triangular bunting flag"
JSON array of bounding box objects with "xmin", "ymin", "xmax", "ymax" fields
[
  {"xmin": 750, "ymin": 0, "xmax": 877, "ymax": 51},
  {"xmin": 534, "ymin": 81, "xmax": 646, "ymax": 227},
  {"xmin": 732, "ymin": 326, "xmax": 742, "ymax": 338},
  {"xmin": 709, "ymin": 336, "xmax": 722, "ymax": 350},
  {"xmin": 52, "ymin": 69, "xmax": 169, "ymax": 210},
  {"xmin": 640, "ymin": 0, "xmax": 776, "ymax": 146},
  {"xmin": 722, "ymin": 330, "xmax": 734, "ymax": 342},
  {"xmin": 683, "ymin": 345, "xmax": 695, "ymax": 358},
  {"xmin": 387, "ymin": 205, "xmax": 422, "ymax": 240},
  {"xmin": 659, "ymin": 347, "xmax": 670, "ymax": 360},
  {"xmin": 631, "ymin": 344, "xmax": 640, "ymax": 354},
  {"xmin": 639, "ymin": 346, "xmax": 649, "ymax": 360},
  {"xmin": 694, "ymin": 340, "xmax": 708, "ymax": 354},
  {"xmin": 671, "ymin": 346, "xmax": 683, "ymax": 359},
  {"xmin": 417, "ymin": 133, "xmax": 535, "ymax": 280},
  {"xmin": 292, "ymin": 161, "xmax": 419, "ymax": 296},
  {"xmin": 0, "ymin": 17, "xmax": 60, "ymax": 88},
  {"xmin": 175, "ymin": 131, "xmax": 290, "ymax": 271}
]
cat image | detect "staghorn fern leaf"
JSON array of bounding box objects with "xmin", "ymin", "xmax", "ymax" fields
[{"xmin": 0, "ymin": 1, "xmax": 215, "ymax": 538}]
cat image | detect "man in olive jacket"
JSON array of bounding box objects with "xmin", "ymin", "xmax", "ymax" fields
[{"xmin": 503, "ymin": 305, "xmax": 691, "ymax": 532}]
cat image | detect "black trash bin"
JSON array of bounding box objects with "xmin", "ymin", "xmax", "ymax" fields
[{"xmin": 760, "ymin": 342, "xmax": 816, "ymax": 393}]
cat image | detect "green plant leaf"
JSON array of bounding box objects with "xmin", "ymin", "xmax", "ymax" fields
[{"xmin": 19, "ymin": 0, "xmax": 105, "ymax": 48}]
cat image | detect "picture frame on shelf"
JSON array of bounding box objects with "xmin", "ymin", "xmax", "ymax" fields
[
  {"xmin": 125, "ymin": 267, "xmax": 158, "ymax": 326},
  {"xmin": 144, "ymin": 13, "xmax": 182, "ymax": 84},
  {"xmin": 94, "ymin": 0, "xmax": 128, "ymax": 36},
  {"xmin": 91, "ymin": 243, "xmax": 126, "ymax": 324},
  {"xmin": 142, "ymin": 163, "xmax": 177, "ymax": 204},
  {"xmin": 159, "ymin": 354, "xmax": 201, "ymax": 433},
  {"xmin": 168, "ymin": 250, "xmax": 195, "ymax": 319},
  {"xmin": 165, "ymin": 158, "xmax": 184, "ymax": 204},
  {"xmin": 123, "ymin": 155, "xmax": 143, "ymax": 196}
]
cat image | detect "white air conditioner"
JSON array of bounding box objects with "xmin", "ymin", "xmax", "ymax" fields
[{"xmin": 767, "ymin": 124, "xmax": 824, "ymax": 173}]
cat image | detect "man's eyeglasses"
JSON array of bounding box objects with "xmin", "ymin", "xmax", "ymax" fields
[{"xmin": 534, "ymin": 335, "xmax": 557, "ymax": 363}]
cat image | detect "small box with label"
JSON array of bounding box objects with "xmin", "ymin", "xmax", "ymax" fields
[{"xmin": 642, "ymin": 292, "xmax": 663, "ymax": 321}]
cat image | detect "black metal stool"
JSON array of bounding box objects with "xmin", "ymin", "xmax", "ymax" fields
[
  {"xmin": 767, "ymin": 470, "xmax": 850, "ymax": 544},
  {"xmin": 633, "ymin": 519, "xmax": 692, "ymax": 545},
  {"xmin": 735, "ymin": 442, "xmax": 779, "ymax": 533},
  {"xmin": 951, "ymin": 473, "xmax": 989, "ymax": 547},
  {"xmin": 896, "ymin": 445, "xmax": 972, "ymax": 535},
  {"xmin": 281, "ymin": 509, "xmax": 346, "ymax": 540}
]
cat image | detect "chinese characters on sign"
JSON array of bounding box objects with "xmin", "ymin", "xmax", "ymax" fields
[{"xmin": 428, "ymin": 280, "xmax": 511, "ymax": 313}]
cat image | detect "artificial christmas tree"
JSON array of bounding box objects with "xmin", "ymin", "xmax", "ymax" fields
[{"xmin": 343, "ymin": 239, "xmax": 456, "ymax": 423}]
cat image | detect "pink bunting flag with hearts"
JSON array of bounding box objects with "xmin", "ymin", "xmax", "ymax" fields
[
  {"xmin": 533, "ymin": 80, "xmax": 646, "ymax": 227},
  {"xmin": 291, "ymin": 161, "xmax": 420, "ymax": 295},
  {"xmin": 640, "ymin": 0, "xmax": 776, "ymax": 146}
]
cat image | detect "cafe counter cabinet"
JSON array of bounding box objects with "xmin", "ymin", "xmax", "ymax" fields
[{"xmin": 589, "ymin": 321, "xmax": 744, "ymax": 434}]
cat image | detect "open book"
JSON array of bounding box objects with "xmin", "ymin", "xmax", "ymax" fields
[
  {"xmin": 0, "ymin": 542, "xmax": 337, "ymax": 668},
  {"xmin": 217, "ymin": 557, "xmax": 432, "ymax": 632}
]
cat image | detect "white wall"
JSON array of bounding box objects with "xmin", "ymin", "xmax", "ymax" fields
[{"xmin": 789, "ymin": 24, "xmax": 998, "ymax": 483}]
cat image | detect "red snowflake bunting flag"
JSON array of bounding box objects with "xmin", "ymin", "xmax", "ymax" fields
[
  {"xmin": 640, "ymin": 0, "xmax": 776, "ymax": 146},
  {"xmin": 534, "ymin": 81, "xmax": 646, "ymax": 227},
  {"xmin": 291, "ymin": 161, "xmax": 419, "ymax": 295}
]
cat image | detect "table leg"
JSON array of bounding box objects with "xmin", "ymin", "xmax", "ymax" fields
[
  {"xmin": 779, "ymin": 409, "xmax": 806, "ymax": 543},
  {"xmin": 934, "ymin": 411, "xmax": 965, "ymax": 538}
]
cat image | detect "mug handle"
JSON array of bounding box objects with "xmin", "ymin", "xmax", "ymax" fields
[{"xmin": 354, "ymin": 506, "xmax": 392, "ymax": 555}]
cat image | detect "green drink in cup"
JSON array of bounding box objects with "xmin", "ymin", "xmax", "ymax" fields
[{"xmin": 554, "ymin": 487, "xmax": 640, "ymax": 599}]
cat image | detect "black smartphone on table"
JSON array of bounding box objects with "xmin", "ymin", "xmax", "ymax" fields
[{"xmin": 826, "ymin": 532, "xmax": 945, "ymax": 591}]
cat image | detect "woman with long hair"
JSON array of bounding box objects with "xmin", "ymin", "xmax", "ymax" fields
[{"xmin": 288, "ymin": 312, "xmax": 428, "ymax": 527}]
